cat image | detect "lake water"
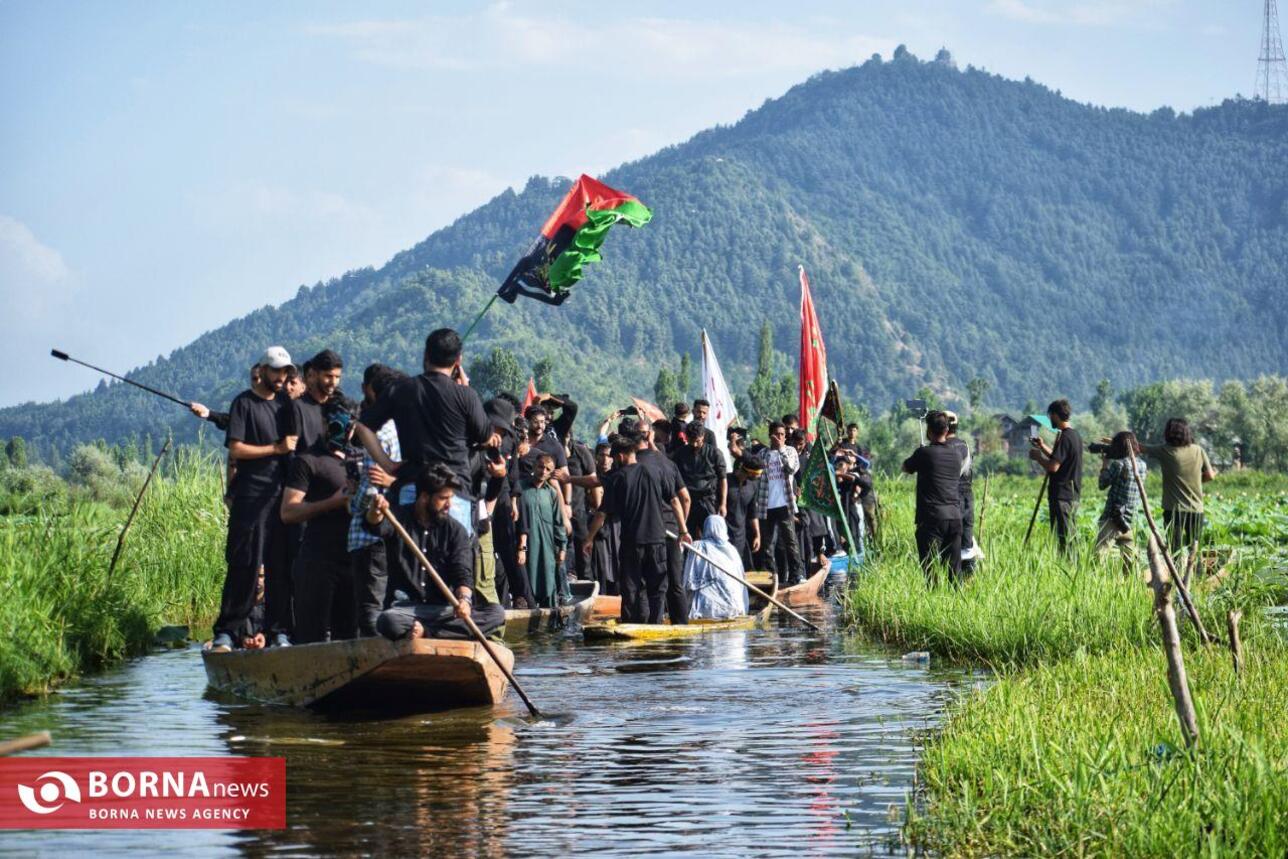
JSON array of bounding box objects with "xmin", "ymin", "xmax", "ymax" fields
[{"xmin": 0, "ymin": 590, "xmax": 968, "ymax": 857}]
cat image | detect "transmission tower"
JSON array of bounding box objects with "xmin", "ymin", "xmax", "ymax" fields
[{"xmin": 1255, "ymin": 0, "xmax": 1287, "ymax": 103}]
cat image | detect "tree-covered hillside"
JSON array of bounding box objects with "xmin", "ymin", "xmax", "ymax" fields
[{"xmin": 5, "ymin": 47, "xmax": 1286, "ymax": 456}]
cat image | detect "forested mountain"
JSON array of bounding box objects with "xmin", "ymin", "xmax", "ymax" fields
[{"xmin": 5, "ymin": 47, "xmax": 1287, "ymax": 457}]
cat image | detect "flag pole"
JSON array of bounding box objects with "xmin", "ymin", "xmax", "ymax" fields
[{"xmin": 460, "ymin": 294, "xmax": 500, "ymax": 345}]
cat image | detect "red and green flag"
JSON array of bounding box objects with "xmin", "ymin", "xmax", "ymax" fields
[{"xmin": 498, "ymin": 174, "xmax": 652, "ymax": 306}]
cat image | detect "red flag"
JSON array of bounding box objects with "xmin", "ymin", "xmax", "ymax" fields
[
  {"xmin": 521, "ymin": 378, "xmax": 538, "ymax": 412},
  {"xmin": 798, "ymin": 265, "xmax": 829, "ymax": 442}
]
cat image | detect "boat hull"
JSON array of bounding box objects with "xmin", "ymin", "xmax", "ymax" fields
[
  {"xmin": 503, "ymin": 581, "xmax": 599, "ymax": 640},
  {"xmin": 201, "ymin": 637, "xmax": 513, "ymax": 712}
]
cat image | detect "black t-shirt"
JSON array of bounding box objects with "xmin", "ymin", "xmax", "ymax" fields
[
  {"xmin": 518, "ymin": 432, "xmax": 569, "ymax": 482},
  {"xmin": 673, "ymin": 443, "xmax": 726, "ymax": 497},
  {"xmin": 567, "ymin": 440, "xmax": 594, "ymax": 532},
  {"xmin": 1048, "ymin": 427, "xmax": 1083, "ymax": 503},
  {"xmin": 603, "ymin": 461, "xmax": 677, "ymax": 546},
  {"xmin": 636, "ymin": 448, "xmax": 684, "ymax": 528},
  {"xmin": 285, "ymin": 453, "xmax": 350, "ymax": 556},
  {"xmin": 369, "ymin": 506, "xmax": 473, "ymax": 605},
  {"xmin": 359, "ymin": 372, "xmax": 490, "ymax": 491},
  {"xmin": 290, "ymin": 394, "xmax": 330, "ymax": 456},
  {"xmin": 225, "ymin": 389, "xmax": 290, "ymax": 499},
  {"xmin": 902, "ymin": 442, "xmax": 963, "ymax": 523},
  {"xmin": 725, "ymin": 477, "xmax": 758, "ymax": 548}
]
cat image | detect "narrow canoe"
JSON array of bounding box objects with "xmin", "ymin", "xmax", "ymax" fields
[
  {"xmin": 582, "ymin": 578, "xmax": 776, "ymax": 642},
  {"xmin": 503, "ymin": 580, "xmax": 600, "ymax": 640},
  {"xmin": 201, "ymin": 636, "xmax": 513, "ymax": 712},
  {"xmin": 767, "ymin": 566, "xmax": 829, "ymax": 608}
]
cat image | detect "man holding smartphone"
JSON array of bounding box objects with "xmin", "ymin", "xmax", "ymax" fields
[{"xmin": 1029, "ymin": 398, "xmax": 1083, "ymax": 556}]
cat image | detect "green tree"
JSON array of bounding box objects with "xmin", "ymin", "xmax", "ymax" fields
[
  {"xmin": 532, "ymin": 355, "xmax": 555, "ymax": 394},
  {"xmin": 468, "ymin": 347, "xmax": 524, "ymax": 398},
  {"xmin": 1091, "ymin": 378, "xmax": 1114, "ymax": 421},
  {"xmin": 6, "ymin": 436, "xmax": 27, "ymax": 469},
  {"xmin": 966, "ymin": 376, "xmax": 991, "ymax": 413},
  {"xmin": 654, "ymin": 367, "xmax": 680, "ymax": 409},
  {"xmin": 677, "ymin": 353, "xmax": 694, "ymax": 401}
]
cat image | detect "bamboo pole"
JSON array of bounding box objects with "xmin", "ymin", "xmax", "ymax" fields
[
  {"xmin": 381, "ymin": 504, "xmax": 542, "ymax": 719},
  {"xmin": 1146, "ymin": 535, "xmax": 1199, "ymax": 749},
  {"xmin": 106, "ymin": 438, "xmax": 172, "ymax": 584},
  {"xmin": 976, "ymin": 473, "xmax": 991, "ymax": 543},
  {"xmin": 667, "ymin": 531, "xmax": 823, "ymax": 632},
  {"xmin": 1022, "ymin": 472, "xmax": 1048, "ymax": 547},
  {"xmin": 0, "ymin": 731, "xmax": 51, "ymax": 757},
  {"xmin": 1126, "ymin": 447, "xmax": 1215, "ymax": 644},
  {"xmin": 1227, "ymin": 610, "xmax": 1244, "ymax": 676}
]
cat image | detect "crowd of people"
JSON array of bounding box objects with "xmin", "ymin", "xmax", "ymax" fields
[
  {"xmin": 902, "ymin": 399, "xmax": 1217, "ymax": 585},
  {"xmin": 197, "ymin": 329, "xmax": 878, "ymax": 652},
  {"xmin": 196, "ymin": 330, "xmax": 1217, "ymax": 651}
]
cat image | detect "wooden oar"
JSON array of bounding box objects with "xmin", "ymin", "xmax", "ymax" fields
[
  {"xmin": 667, "ymin": 531, "xmax": 823, "ymax": 632},
  {"xmin": 381, "ymin": 509, "xmax": 543, "ymax": 719},
  {"xmin": 0, "ymin": 731, "xmax": 51, "ymax": 757}
]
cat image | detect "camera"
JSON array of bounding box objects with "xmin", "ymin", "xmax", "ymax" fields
[
  {"xmin": 621, "ymin": 404, "xmax": 640, "ymax": 417},
  {"xmin": 904, "ymin": 398, "xmax": 928, "ymax": 419},
  {"xmin": 1088, "ymin": 441, "xmax": 1112, "ymax": 455}
]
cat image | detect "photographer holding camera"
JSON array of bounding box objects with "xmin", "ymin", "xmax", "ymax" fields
[
  {"xmin": 1141, "ymin": 417, "xmax": 1216, "ymax": 555},
  {"xmin": 1028, "ymin": 398, "xmax": 1083, "ymax": 556},
  {"xmin": 1092, "ymin": 431, "xmax": 1146, "ymax": 572}
]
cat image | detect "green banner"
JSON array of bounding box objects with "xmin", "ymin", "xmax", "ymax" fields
[{"xmin": 797, "ymin": 427, "xmax": 859, "ymax": 563}]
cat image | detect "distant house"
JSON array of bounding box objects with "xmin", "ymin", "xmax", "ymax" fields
[{"xmin": 994, "ymin": 414, "xmax": 1046, "ymax": 459}]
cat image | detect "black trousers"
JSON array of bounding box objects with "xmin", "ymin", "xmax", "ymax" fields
[
  {"xmin": 1163, "ymin": 509, "xmax": 1204, "ymax": 555},
  {"xmin": 685, "ymin": 493, "xmax": 718, "ymax": 542},
  {"xmin": 215, "ymin": 491, "xmax": 290, "ymax": 639},
  {"xmin": 293, "ymin": 538, "xmax": 358, "ymax": 644},
  {"xmin": 916, "ymin": 516, "xmax": 962, "ymax": 585},
  {"xmin": 960, "ymin": 483, "xmax": 975, "ymax": 548},
  {"xmin": 493, "ymin": 502, "xmax": 533, "ymax": 607},
  {"xmin": 619, "ymin": 542, "xmax": 670, "ymax": 624},
  {"xmin": 758, "ymin": 506, "xmax": 802, "ymax": 584},
  {"xmin": 1049, "ymin": 497, "xmax": 1079, "ymax": 556},
  {"xmin": 350, "ymin": 540, "xmax": 389, "ymax": 637},
  {"xmin": 376, "ymin": 601, "xmax": 506, "ymax": 640}
]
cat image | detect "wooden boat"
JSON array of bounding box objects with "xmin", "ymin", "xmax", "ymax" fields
[
  {"xmin": 503, "ymin": 580, "xmax": 600, "ymax": 640},
  {"xmin": 747, "ymin": 566, "xmax": 828, "ymax": 608},
  {"xmin": 201, "ymin": 636, "xmax": 513, "ymax": 712},
  {"xmin": 582, "ymin": 578, "xmax": 776, "ymax": 642},
  {"xmin": 589, "ymin": 593, "xmax": 621, "ymax": 622}
]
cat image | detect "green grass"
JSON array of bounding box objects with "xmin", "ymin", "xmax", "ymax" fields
[
  {"xmin": 0, "ymin": 448, "xmax": 226, "ymax": 705},
  {"xmin": 848, "ymin": 471, "xmax": 1288, "ymax": 856}
]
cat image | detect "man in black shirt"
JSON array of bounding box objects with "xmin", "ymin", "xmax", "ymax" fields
[
  {"xmin": 584, "ymin": 434, "xmax": 689, "ymax": 623},
  {"xmin": 673, "ymin": 419, "xmax": 727, "ymax": 539},
  {"xmin": 365, "ymin": 464, "xmax": 506, "ymax": 640},
  {"xmin": 289, "ymin": 349, "xmax": 344, "ymax": 456},
  {"xmin": 725, "ymin": 451, "xmax": 763, "ymax": 569},
  {"xmin": 631, "ymin": 419, "xmax": 692, "ymax": 624},
  {"xmin": 282, "ymin": 399, "xmax": 359, "ymax": 643},
  {"xmin": 211, "ymin": 346, "xmax": 296, "ymax": 652},
  {"xmin": 1029, "ymin": 398, "xmax": 1083, "ymax": 556},
  {"xmin": 355, "ymin": 328, "xmax": 499, "ymax": 515},
  {"xmin": 902, "ymin": 410, "xmax": 964, "ymax": 585},
  {"xmin": 690, "ymin": 399, "xmax": 718, "ymax": 447}
]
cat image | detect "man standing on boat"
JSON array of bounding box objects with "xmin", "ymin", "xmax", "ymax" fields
[
  {"xmin": 365, "ymin": 463, "xmax": 506, "ymax": 639},
  {"xmin": 210, "ymin": 346, "xmax": 296, "ymax": 653}
]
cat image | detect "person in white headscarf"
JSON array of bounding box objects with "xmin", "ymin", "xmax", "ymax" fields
[{"xmin": 684, "ymin": 514, "xmax": 749, "ymax": 620}]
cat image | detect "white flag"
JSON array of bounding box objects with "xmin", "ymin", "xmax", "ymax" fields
[{"xmin": 701, "ymin": 329, "xmax": 739, "ymax": 471}]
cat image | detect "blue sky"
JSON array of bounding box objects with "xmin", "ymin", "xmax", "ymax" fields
[{"xmin": 0, "ymin": 0, "xmax": 1265, "ymax": 407}]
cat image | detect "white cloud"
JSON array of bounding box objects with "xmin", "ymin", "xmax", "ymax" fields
[
  {"xmin": 986, "ymin": 0, "xmax": 1172, "ymax": 27},
  {"xmin": 0, "ymin": 214, "xmax": 69, "ymax": 282},
  {"xmin": 307, "ymin": 6, "xmax": 893, "ymax": 79}
]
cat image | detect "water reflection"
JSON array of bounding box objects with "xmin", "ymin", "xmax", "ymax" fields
[{"xmin": 0, "ymin": 597, "xmax": 965, "ymax": 857}]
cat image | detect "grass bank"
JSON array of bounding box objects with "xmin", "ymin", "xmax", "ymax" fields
[
  {"xmin": 0, "ymin": 449, "xmax": 226, "ymax": 705},
  {"xmin": 848, "ymin": 472, "xmax": 1288, "ymax": 856}
]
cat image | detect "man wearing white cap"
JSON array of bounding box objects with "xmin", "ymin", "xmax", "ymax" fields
[{"xmin": 211, "ymin": 346, "xmax": 297, "ymax": 652}]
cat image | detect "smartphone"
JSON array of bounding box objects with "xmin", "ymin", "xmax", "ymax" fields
[{"xmin": 1029, "ymin": 424, "xmax": 1041, "ymax": 443}]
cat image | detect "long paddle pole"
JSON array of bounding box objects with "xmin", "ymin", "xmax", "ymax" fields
[
  {"xmin": 106, "ymin": 438, "xmax": 171, "ymax": 585},
  {"xmin": 0, "ymin": 731, "xmax": 51, "ymax": 757},
  {"xmin": 380, "ymin": 507, "xmax": 543, "ymax": 718},
  {"xmin": 1022, "ymin": 472, "xmax": 1048, "ymax": 547},
  {"xmin": 666, "ymin": 531, "xmax": 823, "ymax": 632},
  {"xmin": 51, "ymin": 349, "xmax": 191, "ymax": 407}
]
